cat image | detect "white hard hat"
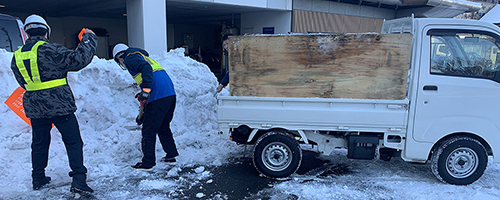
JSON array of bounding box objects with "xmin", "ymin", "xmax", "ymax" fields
[
  {"xmin": 113, "ymin": 43, "xmax": 128, "ymax": 59},
  {"xmin": 24, "ymin": 14, "xmax": 51, "ymax": 36}
]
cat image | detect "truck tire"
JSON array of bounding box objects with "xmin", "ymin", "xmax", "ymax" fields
[
  {"xmin": 253, "ymin": 131, "xmax": 302, "ymax": 178},
  {"xmin": 431, "ymin": 136, "xmax": 487, "ymax": 185}
]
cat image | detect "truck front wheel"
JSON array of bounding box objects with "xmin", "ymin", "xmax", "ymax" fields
[
  {"xmin": 431, "ymin": 136, "xmax": 487, "ymax": 185},
  {"xmin": 253, "ymin": 131, "xmax": 302, "ymax": 178}
]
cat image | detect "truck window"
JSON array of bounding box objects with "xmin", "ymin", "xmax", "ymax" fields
[
  {"xmin": 429, "ymin": 30, "xmax": 500, "ymax": 82},
  {"xmin": 0, "ymin": 14, "xmax": 24, "ymax": 52}
]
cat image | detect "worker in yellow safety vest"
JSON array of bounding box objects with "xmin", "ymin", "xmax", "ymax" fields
[
  {"xmin": 112, "ymin": 43, "xmax": 178, "ymax": 171},
  {"xmin": 10, "ymin": 14, "xmax": 97, "ymax": 194}
]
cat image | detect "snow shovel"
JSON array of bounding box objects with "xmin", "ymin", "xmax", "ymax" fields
[{"xmin": 124, "ymin": 101, "xmax": 146, "ymax": 130}]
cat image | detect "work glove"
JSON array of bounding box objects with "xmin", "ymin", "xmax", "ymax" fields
[
  {"xmin": 135, "ymin": 90, "xmax": 150, "ymax": 103},
  {"xmin": 78, "ymin": 28, "xmax": 86, "ymax": 41},
  {"xmin": 78, "ymin": 28, "xmax": 96, "ymax": 41}
]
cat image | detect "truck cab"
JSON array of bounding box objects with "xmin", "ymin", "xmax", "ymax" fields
[{"xmin": 383, "ymin": 17, "xmax": 500, "ymax": 185}]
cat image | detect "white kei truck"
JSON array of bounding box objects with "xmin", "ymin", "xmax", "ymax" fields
[{"xmin": 217, "ymin": 16, "xmax": 500, "ymax": 185}]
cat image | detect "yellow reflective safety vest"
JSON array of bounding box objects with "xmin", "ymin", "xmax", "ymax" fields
[
  {"xmin": 14, "ymin": 41, "xmax": 67, "ymax": 91},
  {"xmin": 128, "ymin": 52, "xmax": 165, "ymax": 85}
]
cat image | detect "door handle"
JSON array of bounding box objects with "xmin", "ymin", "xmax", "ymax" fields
[{"xmin": 423, "ymin": 85, "xmax": 438, "ymax": 91}]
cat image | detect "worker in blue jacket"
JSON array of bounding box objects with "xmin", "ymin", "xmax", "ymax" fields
[
  {"xmin": 216, "ymin": 33, "xmax": 233, "ymax": 92},
  {"xmin": 112, "ymin": 43, "xmax": 179, "ymax": 171}
]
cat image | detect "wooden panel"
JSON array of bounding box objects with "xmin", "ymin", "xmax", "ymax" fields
[{"xmin": 228, "ymin": 33, "xmax": 412, "ymax": 100}]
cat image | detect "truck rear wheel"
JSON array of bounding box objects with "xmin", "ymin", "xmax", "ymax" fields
[
  {"xmin": 253, "ymin": 131, "xmax": 302, "ymax": 178},
  {"xmin": 431, "ymin": 136, "xmax": 487, "ymax": 185}
]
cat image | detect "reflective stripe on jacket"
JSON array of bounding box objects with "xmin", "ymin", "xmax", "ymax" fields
[
  {"xmin": 123, "ymin": 48, "xmax": 176, "ymax": 103},
  {"xmin": 127, "ymin": 52, "xmax": 165, "ymax": 85},
  {"xmin": 10, "ymin": 34, "xmax": 98, "ymax": 119},
  {"xmin": 14, "ymin": 41, "xmax": 67, "ymax": 91}
]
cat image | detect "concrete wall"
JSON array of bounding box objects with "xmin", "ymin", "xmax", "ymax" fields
[
  {"xmin": 241, "ymin": 11, "xmax": 292, "ymax": 34},
  {"xmin": 293, "ymin": 0, "xmax": 396, "ymax": 19},
  {"xmin": 125, "ymin": 0, "xmax": 167, "ymax": 56},
  {"xmin": 126, "ymin": 0, "xmax": 144, "ymax": 50}
]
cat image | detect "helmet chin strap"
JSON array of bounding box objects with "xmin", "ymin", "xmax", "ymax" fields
[
  {"xmin": 115, "ymin": 55, "xmax": 127, "ymax": 70},
  {"xmin": 119, "ymin": 63, "xmax": 127, "ymax": 70}
]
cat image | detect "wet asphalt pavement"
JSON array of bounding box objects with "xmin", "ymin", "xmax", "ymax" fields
[{"xmin": 181, "ymin": 150, "xmax": 328, "ymax": 200}]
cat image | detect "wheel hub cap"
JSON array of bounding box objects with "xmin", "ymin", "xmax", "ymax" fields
[
  {"xmin": 262, "ymin": 142, "xmax": 292, "ymax": 172},
  {"xmin": 446, "ymin": 147, "xmax": 478, "ymax": 179}
]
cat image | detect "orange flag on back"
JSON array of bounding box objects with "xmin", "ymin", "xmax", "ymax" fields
[{"xmin": 4, "ymin": 86, "xmax": 31, "ymax": 126}]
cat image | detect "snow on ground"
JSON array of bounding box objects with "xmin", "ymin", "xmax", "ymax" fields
[
  {"xmin": 0, "ymin": 48, "xmax": 499, "ymax": 199},
  {"xmin": 260, "ymin": 149, "xmax": 500, "ymax": 200}
]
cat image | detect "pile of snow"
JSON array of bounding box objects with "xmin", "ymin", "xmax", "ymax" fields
[{"xmin": 0, "ymin": 48, "xmax": 239, "ymax": 197}]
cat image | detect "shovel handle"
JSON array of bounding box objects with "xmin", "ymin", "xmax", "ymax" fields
[{"xmin": 136, "ymin": 102, "xmax": 145, "ymax": 125}]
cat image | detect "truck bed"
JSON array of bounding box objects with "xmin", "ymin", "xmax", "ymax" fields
[{"xmin": 217, "ymin": 96, "xmax": 408, "ymax": 133}]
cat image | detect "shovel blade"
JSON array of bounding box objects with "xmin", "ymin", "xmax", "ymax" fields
[{"xmin": 124, "ymin": 125, "xmax": 141, "ymax": 130}]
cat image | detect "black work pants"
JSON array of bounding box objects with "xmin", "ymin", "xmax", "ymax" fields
[
  {"xmin": 141, "ymin": 95, "xmax": 178, "ymax": 167},
  {"xmin": 31, "ymin": 114, "xmax": 87, "ymax": 179}
]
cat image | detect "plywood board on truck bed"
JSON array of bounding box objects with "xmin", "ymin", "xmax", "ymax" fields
[{"xmin": 228, "ymin": 33, "xmax": 412, "ymax": 100}]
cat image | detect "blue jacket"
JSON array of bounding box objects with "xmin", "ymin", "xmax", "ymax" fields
[
  {"xmin": 220, "ymin": 71, "xmax": 229, "ymax": 86},
  {"xmin": 219, "ymin": 50, "xmax": 229, "ymax": 86},
  {"xmin": 123, "ymin": 48, "xmax": 175, "ymax": 103}
]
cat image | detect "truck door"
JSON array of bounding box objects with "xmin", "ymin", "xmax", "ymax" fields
[{"xmin": 413, "ymin": 28, "xmax": 500, "ymax": 143}]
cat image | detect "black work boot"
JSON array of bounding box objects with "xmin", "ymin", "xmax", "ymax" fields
[
  {"xmin": 33, "ymin": 176, "xmax": 51, "ymax": 190},
  {"xmin": 70, "ymin": 174, "xmax": 93, "ymax": 193}
]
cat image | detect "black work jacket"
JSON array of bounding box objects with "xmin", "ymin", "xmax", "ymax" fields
[{"xmin": 10, "ymin": 34, "xmax": 98, "ymax": 118}]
